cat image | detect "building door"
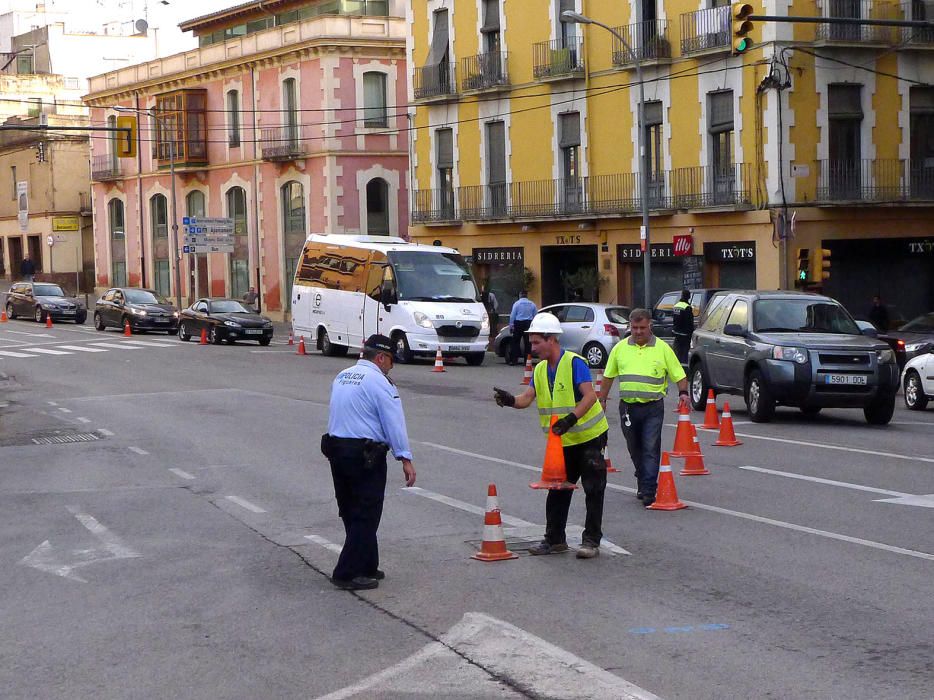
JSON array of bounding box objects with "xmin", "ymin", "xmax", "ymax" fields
[
  {"xmin": 540, "ymin": 244, "xmax": 599, "ymax": 306},
  {"xmin": 9, "ymin": 237, "xmax": 23, "ymax": 277},
  {"xmin": 27, "ymin": 235, "xmax": 42, "ymax": 273}
]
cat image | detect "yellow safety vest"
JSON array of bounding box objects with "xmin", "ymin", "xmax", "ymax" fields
[
  {"xmin": 607, "ymin": 337, "xmax": 674, "ymax": 403},
  {"xmin": 535, "ymin": 351, "xmax": 609, "ymax": 446}
]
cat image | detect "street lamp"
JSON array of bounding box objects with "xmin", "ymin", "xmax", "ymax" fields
[
  {"xmin": 113, "ymin": 105, "xmax": 182, "ymax": 312},
  {"xmin": 562, "ymin": 10, "xmax": 653, "ymax": 310}
]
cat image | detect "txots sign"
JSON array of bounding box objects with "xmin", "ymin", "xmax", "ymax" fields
[{"xmin": 704, "ymin": 242, "xmax": 756, "ymax": 262}]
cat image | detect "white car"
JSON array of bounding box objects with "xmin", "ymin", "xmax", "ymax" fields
[{"xmin": 902, "ymin": 344, "xmax": 934, "ymax": 410}]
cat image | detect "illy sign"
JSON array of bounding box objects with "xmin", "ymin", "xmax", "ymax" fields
[{"xmin": 673, "ymin": 234, "xmax": 693, "ymax": 257}]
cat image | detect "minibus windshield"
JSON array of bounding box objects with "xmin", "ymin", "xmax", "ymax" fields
[{"xmin": 388, "ymin": 251, "xmax": 479, "ymax": 303}]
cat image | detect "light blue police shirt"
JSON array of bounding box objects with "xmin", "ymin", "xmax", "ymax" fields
[
  {"xmin": 327, "ymin": 359, "xmax": 413, "ymax": 461},
  {"xmin": 509, "ymin": 297, "xmax": 538, "ymax": 325}
]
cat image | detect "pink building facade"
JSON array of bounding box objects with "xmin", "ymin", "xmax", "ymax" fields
[{"xmin": 84, "ymin": 2, "xmax": 407, "ymax": 320}]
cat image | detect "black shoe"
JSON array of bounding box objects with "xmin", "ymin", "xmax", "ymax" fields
[
  {"xmin": 366, "ymin": 569, "xmax": 386, "ymax": 581},
  {"xmin": 640, "ymin": 494, "xmax": 656, "ymax": 507},
  {"xmin": 330, "ymin": 575, "xmax": 379, "ymax": 590},
  {"xmin": 529, "ymin": 541, "xmax": 569, "ymax": 556}
]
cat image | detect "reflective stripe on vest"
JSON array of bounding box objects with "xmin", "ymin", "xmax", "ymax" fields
[{"xmin": 534, "ymin": 351, "xmax": 609, "ymax": 446}]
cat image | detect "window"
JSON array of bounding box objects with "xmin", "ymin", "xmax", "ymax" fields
[
  {"xmin": 10, "ymin": 166, "xmax": 15, "ymax": 200},
  {"xmin": 186, "ymin": 190, "xmax": 205, "ymax": 218},
  {"xmin": 643, "ymin": 101, "xmax": 664, "ymax": 202},
  {"xmin": 226, "ymin": 187, "xmax": 247, "ymax": 236},
  {"xmin": 909, "ymin": 87, "xmax": 934, "ymax": 198},
  {"xmin": 482, "ymin": 0, "xmax": 502, "ymax": 54},
  {"xmin": 107, "ymin": 115, "xmax": 119, "ymax": 167},
  {"xmin": 424, "ymin": 9, "xmax": 452, "ymax": 94},
  {"xmin": 565, "ymin": 305, "xmax": 595, "ymax": 323},
  {"xmin": 559, "ymin": 112, "xmax": 581, "ymax": 210},
  {"xmin": 828, "ymin": 84, "xmax": 863, "ymax": 197},
  {"xmin": 362, "ymin": 72, "xmax": 388, "ymax": 128},
  {"xmin": 154, "ymin": 89, "xmax": 208, "ymax": 163},
  {"xmin": 558, "ymin": 0, "xmax": 577, "ymax": 48},
  {"xmin": 281, "ymin": 182, "xmax": 305, "ymax": 235},
  {"xmin": 708, "ymin": 90, "xmax": 734, "ymax": 201},
  {"xmin": 153, "ymin": 261, "xmax": 170, "ymax": 298},
  {"xmin": 108, "ymin": 199, "xmax": 125, "ymax": 239},
  {"xmin": 725, "ymin": 299, "xmax": 748, "ymax": 329},
  {"xmin": 227, "ymin": 90, "xmax": 241, "ymax": 147},
  {"xmin": 283, "ymin": 78, "xmax": 298, "ymax": 145},
  {"xmin": 701, "ymin": 296, "xmax": 731, "ymax": 331},
  {"xmin": 486, "ymin": 121, "xmax": 507, "ymax": 216},
  {"xmin": 150, "ymin": 194, "xmax": 168, "ymax": 238},
  {"xmin": 16, "ymin": 53, "xmax": 34, "ymax": 74},
  {"xmin": 436, "ymin": 128, "xmax": 455, "ymax": 217},
  {"xmin": 366, "ymin": 178, "xmax": 390, "ymax": 235},
  {"xmin": 226, "ymin": 186, "xmax": 249, "ymax": 299}
]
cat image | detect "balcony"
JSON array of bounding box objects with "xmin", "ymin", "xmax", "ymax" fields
[
  {"xmin": 413, "ymin": 63, "xmax": 458, "ymax": 101},
  {"xmin": 611, "ymin": 21, "xmax": 673, "ymax": 67},
  {"xmin": 816, "ymin": 159, "xmax": 934, "ymax": 202},
  {"xmin": 815, "ymin": 0, "xmax": 895, "ymax": 44},
  {"xmin": 533, "ymin": 37, "xmax": 585, "ymax": 80},
  {"xmin": 680, "ymin": 7, "xmax": 731, "ymax": 55},
  {"xmin": 412, "ymin": 188, "xmax": 458, "ymax": 224},
  {"xmin": 900, "ymin": 2, "xmax": 934, "ymax": 46},
  {"xmin": 460, "ymin": 52, "xmax": 509, "ymax": 92},
  {"xmin": 91, "ymin": 154, "xmax": 121, "ymax": 181},
  {"xmin": 260, "ymin": 126, "xmax": 309, "ymax": 161},
  {"xmin": 671, "ymin": 165, "xmax": 752, "ymax": 208}
]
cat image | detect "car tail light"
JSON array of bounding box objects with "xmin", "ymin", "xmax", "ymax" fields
[
  {"xmin": 896, "ymin": 340, "xmax": 905, "ymax": 349},
  {"xmin": 604, "ymin": 324, "xmax": 620, "ymax": 337}
]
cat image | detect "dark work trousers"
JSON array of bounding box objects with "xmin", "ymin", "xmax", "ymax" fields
[
  {"xmin": 673, "ymin": 334, "xmax": 691, "ymax": 364},
  {"xmin": 327, "ymin": 438, "xmax": 388, "ymax": 582},
  {"xmin": 544, "ymin": 432, "xmax": 608, "ymax": 547},
  {"xmin": 510, "ymin": 319, "xmax": 532, "ymax": 364},
  {"xmin": 619, "ymin": 399, "xmax": 665, "ymax": 497}
]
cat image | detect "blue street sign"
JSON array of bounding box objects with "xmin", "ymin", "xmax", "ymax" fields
[{"xmin": 182, "ymin": 217, "xmax": 190, "ymax": 225}]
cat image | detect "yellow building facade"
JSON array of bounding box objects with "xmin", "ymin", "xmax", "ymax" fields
[{"xmin": 407, "ymin": 0, "xmax": 934, "ymax": 323}]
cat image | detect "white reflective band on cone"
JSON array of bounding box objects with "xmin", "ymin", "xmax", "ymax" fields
[
  {"xmin": 659, "ymin": 464, "xmax": 672, "ymax": 473},
  {"xmin": 483, "ymin": 524, "xmax": 505, "ymax": 540}
]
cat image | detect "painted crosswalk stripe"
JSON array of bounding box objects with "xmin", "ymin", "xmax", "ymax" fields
[
  {"xmin": 225, "ymin": 495, "xmax": 266, "ymax": 513},
  {"xmin": 0, "ymin": 350, "xmax": 37, "ymax": 358},
  {"xmin": 22, "ymin": 347, "xmax": 72, "ymax": 355},
  {"xmin": 119, "ymin": 340, "xmax": 177, "ymax": 348},
  {"xmin": 56, "ymin": 345, "xmax": 109, "ymax": 353},
  {"xmin": 87, "ymin": 342, "xmax": 142, "ymax": 350}
]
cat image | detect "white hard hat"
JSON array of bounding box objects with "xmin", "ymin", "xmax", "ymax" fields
[{"xmin": 528, "ymin": 312, "xmax": 563, "ymax": 335}]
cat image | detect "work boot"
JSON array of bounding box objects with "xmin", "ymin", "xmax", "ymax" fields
[
  {"xmin": 330, "ymin": 575, "xmax": 379, "ymax": 591},
  {"xmin": 576, "ymin": 544, "xmax": 600, "ymax": 559},
  {"xmin": 641, "ymin": 493, "xmax": 656, "ymax": 508},
  {"xmin": 529, "ymin": 541, "xmax": 569, "ymax": 556}
]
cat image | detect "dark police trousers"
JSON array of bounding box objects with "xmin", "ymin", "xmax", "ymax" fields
[
  {"xmin": 544, "ymin": 432, "xmax": 608, "ymax": 547},
  {"xmin": 510, "ymin": 319, "xmax": 532, "ymax": 364},
  {"xmin": 673, "ymin": 333, "xmax": 691, "ymax": 365},
  {"xmin": 619, "ymin": 399, "xmax": 665, "ymax": 497},
  {"xmin": 323, "ymin": 436, "xmax": 388, "ymax": 582}
]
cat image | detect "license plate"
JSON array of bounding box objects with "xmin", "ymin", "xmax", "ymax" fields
[
  {"xmin": 825, "ymin": 374, "xmax": 867, "ymax": 385},
  {"xmin": 245, "ymin": 329, "xmax": 263, "ymax": 335},
  {"xmin": 154, "ymin": 318, "xmax": 170, "ymax": 323},
  {"xmin": 61, "ymin": 310, "xmax": 75, "ymax": 315},
  {"xmin": 447, "ymin": 345, "xmax": 469, "ymax": 352}
]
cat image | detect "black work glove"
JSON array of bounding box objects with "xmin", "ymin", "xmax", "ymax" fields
[
  {"xmin": 551, "ymin": 413, "xmax": 579, "ymax": 436},
  {"xmin": 493, "ymin": 387, "xmax": 515, "ymax": 407}
]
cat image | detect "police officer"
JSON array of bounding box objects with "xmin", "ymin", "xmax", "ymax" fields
[
  {"xmin": 672, "ymin": 289, "xmax": 694, "ymax": 364},
  {"xmin": 493, "ymin": 313, "xmax": 609, "ymax": 558},
  {"xmin": 321, "ymin": 334, "xmax": 416, "ymax": 590},
  {"xmin": 507, "ymin": 290, "xmax": 537, "ymax": 365},
  {"xmin": 599, "ymin": 309, "xmax": 688, "ymax": 507}
]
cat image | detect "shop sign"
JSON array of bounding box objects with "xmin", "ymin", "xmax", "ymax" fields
[
  {"xmin": 617, "ymin": 243, "xmax": 677, "ymax": 262},
  {"xmin": 472, "ymin": 246, "xmax": 524, "ymax": 265},
  {"xmin": 554, "ymin": 234, "xmax": 584, "ymax": 245},
  {"xmin": 704, "ymin": 241, "xmax": 756, "ymax": 262},
  {"xmin": 52, "ymin": 215, "xmax": 79, "ymax": 231},
  {"xmin": 673, "ymin": 234, "xmax": 693, "ymax": 257},
  {"xmin": 682, "ymin": 255, "xmax": 704, "ymax": 288},
  {"xmin": 907, "ymin": 239, "xmax": 934, "ymax": 256}
]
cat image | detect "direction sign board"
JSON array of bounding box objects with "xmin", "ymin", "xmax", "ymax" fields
[{"xmin": 183, "ymin": 216, "xmax": 235, "ymax": 254}]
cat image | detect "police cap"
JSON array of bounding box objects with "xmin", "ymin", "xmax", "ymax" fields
[{"xmin": 363, "ymin": 334, "xmax": 394, "ymax": 354}]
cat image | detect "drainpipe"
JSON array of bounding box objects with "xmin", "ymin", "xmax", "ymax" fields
[{"xmin": 250, "ymin": 63, "xmax": 263, "ymax": 314}]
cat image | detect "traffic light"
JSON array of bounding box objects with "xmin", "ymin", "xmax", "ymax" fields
[
  {"xmin": 811, "ymin": 247, "xmax": 831, "ymax": 282},
  {"xmin": 731, "ymin": 3, "xmax": 754, "ymax": 55},
  {"xmin": 115, "ymin": 115, "xmax": 137, "ymax": 158},
  {"xmin": 795, "ymin": 247, "xmax": 810, "ymax": 285}
]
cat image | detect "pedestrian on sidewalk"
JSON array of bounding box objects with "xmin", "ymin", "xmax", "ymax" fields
[
  {"xmin": 493, "ymin": 312, "xmax": 609, "ymax": 558},
  {"xmin": 507, "ymin": 290, "xmax": 537, "ymax": 365},
  {"xmin": 598, "ymin": 308, "xmax": 688, "ymax": 507},
  {"xmin": 20, "ymin": 254, "xmax": 35, "ymax": 282},
  {"xmin": 242, "ymin": 286, "xmax": 258, "ymax": 311},
  {"xmin": 672, "ymin": 289, "xmax": 694, "ymax": 364},
  {"xmin": 321, "ymin": 334, "xmax": 416, "ymax": 591}
]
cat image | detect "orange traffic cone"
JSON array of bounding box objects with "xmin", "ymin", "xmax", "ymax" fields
[
  {"xmin": 530, "ymin": 416, "xmax": 577, "ymax": 490},
  {"xmin": 123, "ymin": 321, "xmax": 132, "ymax": 337},
  {"xmin": 288, "ymin": 329, "xmax": 294, "ymax": 346},
  {"xmin": 714, "ymin": 401, "xmax": 742, "ymax": 446},
  {"xmin": 603, "ymin": 444, "xmax": 619, "ymax": 473},
  {"xmin": 296, "ymin": 336, "xmax": 307, "ymax": 356},
  {"xmin": 432, "ymin": 348, "xmax": 445, "ymax": 372},
  {"xmin": 521, "ymin": 355, "xmax": 533, "ymax": 385},
  {"xmin": 471, "ymin": 484, "xmax": 519, "ymax": 562},
  {"xmin": 700, "ymin": 389, "xmax": 720, "ymax": 430},
  {"xmin": 199, "ymin": 328, "xmax": 208, "ymax": 345},
  {"xmin": 679, "ymin": 425, "xmax": 710, "ymax": 476},
  {"xmin": 45, "ymin": 314, "xmax": 53, "ymax": 328},
  {"xmin": 670, "ymin": 403, "xmax": 695, "ymax": 457},
  {"xmin": 0, "ymin": 309, "xmax": 7, "ymax": 323},
  {"xmin": 647, "ymin": 453, "xmax": 687, "ymax": 510}
]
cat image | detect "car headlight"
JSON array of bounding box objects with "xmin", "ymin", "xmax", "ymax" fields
[
  {"xmin": 905, "ymin": 342, "xmax": 923, "ymax": 353},
  {"xmin": 129, "ymin": 307, "xmax": 147, "ymax": 316},
  {"xmin": 41, "ymin": 303, "xmax": 57, "ymax": 310},
  {"xmin": 223, "ymin": 320, "xmax": 241, "ymax": 328},
  {"xmin": 877, "ymin": 348, "xmax": 895, "ymax": 364},
  {"xmin": 481, "ymin": 312, "xmax": 489, "ymax": 331},
  {"xmin": 263, "ymin": 321, "xmax": 273, "ymax": 328},
  {"xmin": 413, "ymin": 311, "xmax": 434, "ymax": 329},
  {"xmin": 772, "ymin": 345, "xmax": 808, "ymax": 364},
  {"xmin": 172, "ymin": 311, "xmax": 179, "ymax": 318}
]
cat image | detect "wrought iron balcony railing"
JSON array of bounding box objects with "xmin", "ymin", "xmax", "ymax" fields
[
  {"xmin": 412, "ymin": 187, "xmax": 458, "ymax": 223},
  {"xmin": 816, "ymin": 159, "xmax": 934, "ymax": 202},
  {"xmin": 460, "ymin": 52, "xmax": 510, "ymax": 91},
  {"xmin": 680, "ymin": 7, "xmax": 731, "ymax": 55},
  {"xmin": 91, "ymin": 154, "xmax": 121, "ymax": 181},
  {"xmin": 414, "ymin": 63, "xmax": 458, "ymax": 100},
  {"xmin": 611, "ymin": 21, "xmax": 673, "ymax": 65},
  {"xmin": 671, "ymin": 164, "xmax": 752, "ymax": 208},
  {"xmin": 816, "ymin": 0, "xmax": 895, "ymax": 43},
  {"xmin": 260, "ymin": 126, "xmax": 309, "ymax": 161},
  {"xmin": 533, "ymin": 37, "xmax": 585, "ymax": 79},
  {"xmin": 900, "ymin": 1, "xmax": 934, "ymax": 45}
]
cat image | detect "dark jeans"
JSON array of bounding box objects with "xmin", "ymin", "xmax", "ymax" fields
[
  {"xmin": 325, "ymin": 437, "xmax": 388, "ymax": 581},
  {"xmin": 673, "ymin": 334, "xmax": 691, "ymax": 364},
  {"xmin": 544, "ymin": 432, "xmax": 608, "ymax": 547},
  {"xmin": 510, "ymin": 319, "xmax": 532, "ymax": 364},
  {"xmin": 619, "ymin": 399, "xmax": 665, "ymax": 497}
]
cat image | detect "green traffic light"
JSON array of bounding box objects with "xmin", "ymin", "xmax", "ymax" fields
[{"xmin": 737, "ymin": 38, "xmax": 750, "ymax": 52}]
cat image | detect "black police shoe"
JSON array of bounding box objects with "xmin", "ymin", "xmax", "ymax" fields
[
  {"xmin": 367, "ymin": 569, "xmax": 386, "ymax": 580},
  {"xmin": 640, "ymin": 493, "xmax": 656, "ymax": 507},
  {"xmin": 330, "ymin": 575, "xmax": 379, "ymax": 591}
]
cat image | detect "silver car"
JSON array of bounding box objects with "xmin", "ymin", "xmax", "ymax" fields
[{"xmin": 494, "ymin": 303, "xmax": 631, "ymax": 367}]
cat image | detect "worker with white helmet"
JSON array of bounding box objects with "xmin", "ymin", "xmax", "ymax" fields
[{"xmin": 493, "ymin": 312, "xmax": 610, "ymax": 558}]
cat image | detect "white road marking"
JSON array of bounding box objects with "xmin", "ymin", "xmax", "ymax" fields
[
  {"xmin": 118, "ymin": 340, "xmax": 176, "ymax": 348},
  {"xmin": 128, "ymin": 446, "xmax": 148, "ymax": 455},
  {"xmin": 58, "ymin": 407, "xmax": 72, "ymax": 414},
  {"xmin": 873, "ymin": 494, "xmax": 934, "ymax": 508},
  {"xmin": 76, "ymin": 417, "xmax": 91, "ymax": 423},
  {"xmin": 304, "ymin": 534, "xmax": 343, "ymax": 553},
  {"xmin": 87, "ymin": 342, "xmax": 142, "ymax": 350},
  {"xmin": 56, "ymin": 344, "xmax": 108, "ymax": 353},
  {"xmin": 314, "ymin": 611, "xmax": 659, "ymax": 700},
  {"xmin": 24, "ymin": 347, "xmax": 72, "ymax": 355},
  {"xmin": 97, "ymin": 428, "xmax": 115, "ymax": 436},
  {"xmin": 2, "ymin": 330, "xmax": 54, "ymax": 337},
  {"xmin": 168, "ymin": 468, "xmax": 196, "ymax": 480},
  {"xmin": 0, "ymin": 350, "xmax": 36, "ymax": 358},
  {"xmin": 419, "ymin": 442, "xmax": 934, "ymax": 563},
  {"xmin": 739, "ymin": 465, "xmax": 908, "ymax": 497},
  {"xmin": 891, "ymin": 421, "xmax": 934, "ymax": 426},
  {"xmin": 47, "ymin": 401, "xmax": 58, "ymax": 406},
  {"xmin": 225, "ymin": 495, "xmax": 266, "ymax": 513}
]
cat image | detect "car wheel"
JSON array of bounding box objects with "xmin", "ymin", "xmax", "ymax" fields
[
  {"xmin": 178, "ymin": 322, "xmax": 191, "ymax": 342},
  {"xmin": 258, "ymin": 337, "xmax": 271, "ymax": 347},
  {"xmin": 94, "ymin": 312, "xmax": 106, "ymax": 331},
  {"xmin": 34, "ymin": 306, "xmax": 44, "ymax": 323},
  {"xmin": 689, "ymin": 361, "xmax": 712, "ymax": 411},
  {"xmin": 865, "ymin": 392, "xmax": 896, "ymax": 425},
  {"xmin": 319, "ymin": 328, "xmax": 347, "ymax": 356},
  {"xmin": 75, "ymin": 313, "xmax": 86, "ymax": 325},
  {"xmin": 464, "ymin": 352, "xmax": 485, "ymax": 366},
  {"xmin": 583, "ymin": 342, "xmax": 607, "ymax": 368},
  {"xmin": 904, "ymin": 371, "xmax": 929, "ymax": 411},
  {"xmin": 392, "ymin": 332, "xmax": 413, "ymax": 363},
  {"xmin": 745, "ymin": 368, "xmax": 775, "ymax": 423},
  {"xmin": 6, "ymin": 302, "xmax": 16, "ymax": 320},
  {"xmin": 800, "ymin": 406, "xmax": 822, "ymax": 416},
  {"xmin": 209, "ymin": 326, "xmax": 222, "ymax": 345}
]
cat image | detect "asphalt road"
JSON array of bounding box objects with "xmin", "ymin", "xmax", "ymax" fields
[{"xmin": 0, "ymin": 318, "xmax": 931, "ymax": 699}]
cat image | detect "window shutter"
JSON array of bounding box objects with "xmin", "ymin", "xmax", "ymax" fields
[
  {"xmin": 487, "ymin": 121, "xmax": 507, "ymax": 183},
  {"xmin": 910, "ymin": 86, "xmax": 934, "ymax": 113},
  {"xmin": 427, "ymin": 9, "xmax": 450, "ymax": 65},
  {"xmin": 437, "ymin": 128, "xmax": 454, "ymax": 168},
  {"xmin": 559, "ymin": 112, "xmax": 580, "ymax": 148},
  {"xmin": 828, "ymin": 84, "xmax": 863, "ymax": 118},
  {"xmin": 482, "ymin": 0, "xmax": 500, "ymax": 32},
  {"xmin": 643, "ymin": 101, "xmax": 663, "ymax": 127},
  {"xmin": 709, "ymin": 91, "xmax": 733, "ymax": 132}
]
